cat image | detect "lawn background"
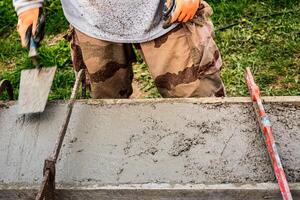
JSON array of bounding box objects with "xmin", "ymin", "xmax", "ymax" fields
[{"xmin": 0, "ymin": 0, "xmax": 299, "ymax": 100}]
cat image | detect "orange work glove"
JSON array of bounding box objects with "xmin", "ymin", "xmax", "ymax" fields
[
  {"xmin": 17, "ymin": 8, "xmax": 45, "ymax": 48},
  {"xmin": 163, "ymin": 0, "xmax": 200, "ymax": 29},
  {"xmin": 171, "ymin": 0, "xmax": 200, "ymax": 23}
]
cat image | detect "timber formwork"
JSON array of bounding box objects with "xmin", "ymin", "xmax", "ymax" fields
[{"xmin": 0, "ymin": 97, "xmax": 299, "ymax": 199}]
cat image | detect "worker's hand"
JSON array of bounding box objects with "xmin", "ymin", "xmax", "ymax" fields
[
  {"xmin": 168, "ymin": 0, "xmax": 201, "ymax": 23},
  {"xmin": 17, "ymin": 8, "xmax": 45, "ymax": 48},
  {"xmin": 163, "ymin": 0, "xmax": 200, "ymax": 29}
]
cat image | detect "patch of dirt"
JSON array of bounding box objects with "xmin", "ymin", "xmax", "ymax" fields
[
  {"xmin": 0, "ymin": 60, "xmax": 16, "ymax": 72},
  {"xmin": 130, "ymin": 79, "xmax": 150, "ymax": 99},
  {"xmin": 46, "ymin": 32, "xmax": 66, "ymax": 46},
  {"xmin": 169, "ymin": 133, "xmax": 206, "ymax": 157},
  {"xmin": 169, "ymin": 134, "xmax": 194, "ymax": 156}
]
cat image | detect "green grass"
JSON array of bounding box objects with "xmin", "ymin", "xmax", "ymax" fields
[
  {"xmin": 0, "ymin": 0, "xmax": 72, "ymax": 100},
  {"xmin": 0, "ymin": 0, "xmax": 299, "ymax": 100},
  {"xmin": 212, "ymin": 0, "xmax": 300, "ymax": 96}
]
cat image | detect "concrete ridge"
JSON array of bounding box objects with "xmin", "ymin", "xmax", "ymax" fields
[
  {"xmin": 1, "ymin": 183, "xmax": 300, "ymax": 200},
  {"xmin": 1, "ymin": 96, "xmax": 300, "ymax": 106},
  {"xmin": 1, "ymin": 183, "xmax": 300, "ymax": 190}
]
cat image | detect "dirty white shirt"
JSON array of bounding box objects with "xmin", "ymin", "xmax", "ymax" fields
[{"xmin": 13, "ymin": 0, "xmax": 177, "ymax": 43}]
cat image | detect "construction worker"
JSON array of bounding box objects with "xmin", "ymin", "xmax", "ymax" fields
[{"xmin": 14, "ymin": 0, "xmax": 225, "ymax": 99}]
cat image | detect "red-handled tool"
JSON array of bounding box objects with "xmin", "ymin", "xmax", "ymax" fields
[{"xmin": 245, "ymin": 67, "xmax": 293, "ymax": 200}]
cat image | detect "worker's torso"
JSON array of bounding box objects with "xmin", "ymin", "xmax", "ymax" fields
[{"xmin": 61, "ymin": 0, "xmax": 176, "ymax": 43}]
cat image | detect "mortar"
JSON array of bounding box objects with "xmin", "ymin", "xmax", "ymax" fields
[{"xmin": 0, "ymin": 97, "xmax": 299, "ymax": 199}]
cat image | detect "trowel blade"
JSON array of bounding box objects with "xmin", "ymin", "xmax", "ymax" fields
[{"xmin": 18, "ymin": 67, "xmax": 57, "ymax": 115}]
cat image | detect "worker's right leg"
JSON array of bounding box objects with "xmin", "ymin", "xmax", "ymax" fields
[{"xmin": 70, "ymin": 29, "xmax": 134, "ymax": 99}]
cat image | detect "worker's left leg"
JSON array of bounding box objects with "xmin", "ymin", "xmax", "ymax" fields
[{"xmin": 139, "ymin": 1, "xmax": 225, "ymax": 98}]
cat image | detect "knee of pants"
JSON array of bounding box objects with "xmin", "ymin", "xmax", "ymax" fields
[
  {"xmin": 156, "ymin": 72, "xmax": 225, "ymax": 98},
  {"xmin": 88, "ymin": 68, "xmax": 133, "ymax": 99},
  {"xmin": 90, "ymin": 85, "xmax": 133, "ymax": 99}
]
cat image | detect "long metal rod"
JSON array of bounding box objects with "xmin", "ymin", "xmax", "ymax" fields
[
  {"xmin": 52, "ymin": 69, "xmax": 84, "ymax": 161},
  {"xmin": 35, "ymin": 169, "xmax": 51, "ymax": 200},
  {"xmin": 35, "ymin": 69, "xmax": 85, "ymax": 200},
  {"xmin": 245, "ymin": 67, "xmax": 293, "ymax": 200}
]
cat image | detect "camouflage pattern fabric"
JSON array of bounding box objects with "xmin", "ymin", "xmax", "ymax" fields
[
  {"xmin": 70, "ymin": 1, "xmax": 225, "ymax": 99},
  {"xmin": 71, "ymin": 29, "xmax": 135, "ymax": 99}
]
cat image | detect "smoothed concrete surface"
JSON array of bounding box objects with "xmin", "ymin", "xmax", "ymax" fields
[{"xmin": 0, "ymin": 97, "xmax": 299, "ymax": 199}]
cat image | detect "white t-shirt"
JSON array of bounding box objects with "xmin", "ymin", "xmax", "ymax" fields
[{"xmin": 14, "ymin": 0, "xmax": 177, "ymax": 43}]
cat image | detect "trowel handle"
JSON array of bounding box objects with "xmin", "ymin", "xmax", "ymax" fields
[{"xmin": 28, "ymin": 37, "xmax": 38, "ymax": 58}]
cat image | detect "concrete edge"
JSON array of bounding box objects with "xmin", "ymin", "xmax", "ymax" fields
[
  {"xmin": 1, "ymin": 96, "xmax": 300, "ymax": 107},
  {"xmin": 1, "ymin": 183, "xmax": 300, "ymax": 190},
  {"xmin": 2, "ymin": 183, "xmax": 300, "ymax": 200}
]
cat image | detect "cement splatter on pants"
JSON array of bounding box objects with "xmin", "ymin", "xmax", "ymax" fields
[{"xmin": 70, "ymin": 1, "xmax": 225, "ymax": 99}]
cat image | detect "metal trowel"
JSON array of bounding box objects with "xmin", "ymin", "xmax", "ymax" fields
[{"xmin": 18, "ymin": 37, "xmax": 56, "ymax": 115}]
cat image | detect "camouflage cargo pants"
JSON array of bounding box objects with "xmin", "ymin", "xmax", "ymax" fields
[{"xmin": 70, "ymin": 1, "xmax": 225, "ymax": 99}]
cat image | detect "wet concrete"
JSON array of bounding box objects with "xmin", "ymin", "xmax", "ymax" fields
[{"xmin": 0, "ymin": 97, "xmax": 299, "ymax": 199}]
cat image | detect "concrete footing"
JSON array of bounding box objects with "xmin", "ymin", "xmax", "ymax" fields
[
  {"xmin": 0, "ymin": 97, "xmax": 299, "ymax": 199},
  {"xmin": 1, "ymin": 183, "xmax": 300, "ymax": 200}
]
